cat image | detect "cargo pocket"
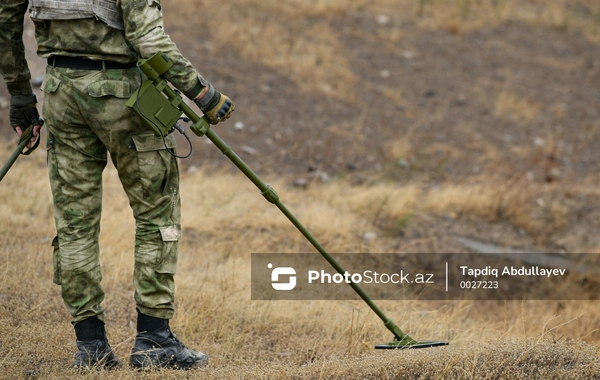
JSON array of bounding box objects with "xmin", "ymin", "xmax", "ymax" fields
[
  {"xmin": 51, "ymin": 236, "xmax": 62, "ymax": 285},
  {"xmin": 41, "ymin": 74, "xmax": 63, "ymax": 128},
  {"xmin": 41, "ymin": 73, "xmax": 61, "ymax": 94},
  {"xmin": 156, "ymin": 225, "xmax": 180, "ymax": 274},
  {"xmin": 131, "ymin": 132, "xmax": 178, "ymax": 199}
]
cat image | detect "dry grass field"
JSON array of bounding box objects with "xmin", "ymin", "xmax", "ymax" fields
[
  {"xmin": 1, "ymin": 0, "xmax": 600, "ymax": 378},
  {"xmin": 1, "ymin": 146, "xmax": 599, "ymax": 379}
]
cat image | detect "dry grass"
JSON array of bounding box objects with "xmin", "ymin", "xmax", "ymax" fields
[
  {"xmin": 174, "ymin": 0, "xmax": 600, "ymax": 106},
  {"xmin": 494, "ymin": 91, "xmax": 542, "ymax": 123},
  {"xmin": 1, "ymin": 0, "xmax": 600, "ymax": 378},
  {"xmin": 0, "ymin": 137, "xmax": 599, "ymax": 378}
]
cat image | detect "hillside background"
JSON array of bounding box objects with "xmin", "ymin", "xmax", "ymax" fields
[{"xmin": 1, "ymin": 0, "xmax": 599, "ymax": 378}]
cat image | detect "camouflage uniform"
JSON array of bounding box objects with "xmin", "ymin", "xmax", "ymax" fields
[{"xmin": 0, "ymin": 0, "xmax": 208, "ymax": 324}]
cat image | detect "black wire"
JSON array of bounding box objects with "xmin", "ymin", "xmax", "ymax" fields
[
  {"xmin": 134, "ymin": 66, "xmax": 193, "ymax": 159},
  {"xmin": 164, "ymin": 121, "xmax": 193, "ymax": 159}
]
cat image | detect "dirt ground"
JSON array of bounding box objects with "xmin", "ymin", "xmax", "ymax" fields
[
  {"xmin": 2, "ymin": 6, "xmax": 600, "ymax": 255},
  {"xmin": 169, "ymin": 8, "xmax": 600, "ymax": 254},
  {"xmin": 1, "ymin": 5, "xmax": 600, "ymax": 379}
]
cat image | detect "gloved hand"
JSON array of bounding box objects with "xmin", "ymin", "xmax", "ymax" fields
[
  {"xmin": 10, "ymin": 94, "xmax": 42, "ymax": 149},
  {"xmin": 193, "ymin": 83, "xmax": 235, "ymax": 125},
  {"xmin": 10, "ymin": 94, "xmax": 42, "ymax": 131}
]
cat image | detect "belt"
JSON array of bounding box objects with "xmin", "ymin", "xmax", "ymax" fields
[{"xmin": 47, "ymin": 56, "xmax": 137, "ymax": 70}]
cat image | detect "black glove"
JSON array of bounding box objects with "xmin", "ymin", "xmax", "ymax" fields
[
  {"xmin": 10, "ymin": 94, "xmax": 41, "ymax": 131},
  {"xmin": 193, "ymin": 84, "xmax": 235, "ymax": 125}
]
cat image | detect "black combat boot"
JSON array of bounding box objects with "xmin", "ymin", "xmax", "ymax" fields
[
  {"xmin": 130, "ymin": 312, "xmax": 208, "ymax": 370},
  {"xmin": 72, "ymin": 317, "xmax": 119, "ymax": 369}
]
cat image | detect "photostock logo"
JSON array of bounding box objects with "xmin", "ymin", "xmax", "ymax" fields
[{"xmin": 268, "ymin": 263, "xmax": 296, "ymax": 290}]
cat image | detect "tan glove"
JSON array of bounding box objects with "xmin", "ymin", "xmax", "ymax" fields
[{"xmin": 193, "ymin": 83, "xmax": 235, "ymax": 125}]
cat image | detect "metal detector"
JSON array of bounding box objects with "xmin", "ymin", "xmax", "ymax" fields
[{"xmin": 127, "ymin": 52, "xmax": 448, "ymax": 350}]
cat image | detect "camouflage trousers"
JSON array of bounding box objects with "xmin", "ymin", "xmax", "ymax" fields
[{"xmin": 42, "ymin": 65, "xmax": 181, "ymax": 324}]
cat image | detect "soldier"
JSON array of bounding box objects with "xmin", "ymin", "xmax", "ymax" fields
[{"xmin": 0, "ymin": 0, "xmax": 234, "ymax": 370}]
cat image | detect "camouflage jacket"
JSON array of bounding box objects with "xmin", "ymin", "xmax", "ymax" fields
[{"xmin": 0, "ymin": 0, "xmax": 205, "ymax": 99}]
